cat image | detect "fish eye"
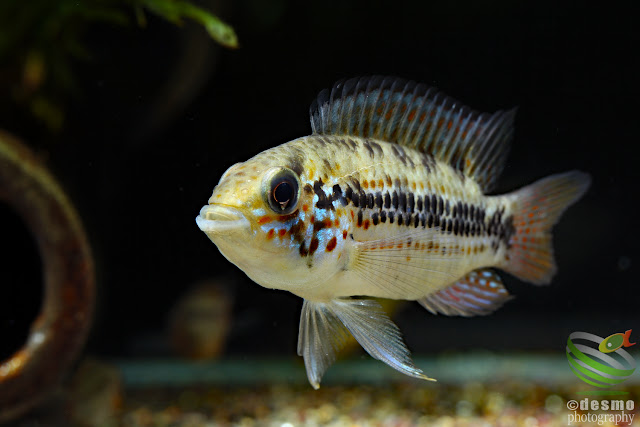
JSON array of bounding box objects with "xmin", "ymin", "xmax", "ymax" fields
[{"xmin": 263, "ymin": 167, "xmax": 300, "ymax": 214}]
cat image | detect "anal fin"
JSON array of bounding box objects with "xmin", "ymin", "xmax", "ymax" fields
[
  {"xmin": 417, "ymin": 268, "xmax": 512, "ymax": 317},
  {"xmin": 298, "ymin": 298, "xmax": 434, "ymax": 389}
]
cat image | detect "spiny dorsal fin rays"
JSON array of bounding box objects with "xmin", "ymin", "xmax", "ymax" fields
[
  {"xmin": 298, "ymin": 298, "xmax": 434, "ymax": 388},
  {"xmin": 465, "ymin": 109, "xmax": 516, "ymax": 191},
  {"xmin": 309, "ymin": 76, "xmax": 516, "ymax": 192}
]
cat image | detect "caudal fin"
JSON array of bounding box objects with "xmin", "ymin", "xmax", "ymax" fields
[{"xmin": 502, "ymin": 170, "xmax": 591, "ymax": 285}]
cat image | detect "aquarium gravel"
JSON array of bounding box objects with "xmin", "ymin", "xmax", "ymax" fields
[{"xmin": 119, "ymin": 382, "xmax": 639, "ymax": 427}]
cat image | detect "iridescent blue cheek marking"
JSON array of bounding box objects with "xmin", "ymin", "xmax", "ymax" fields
[
  {"xmin": 314, "ymin": 228, "xmax": 337, "ymax": 249},
  {"xmin": 313, "ymin": 206, "xmax": 330, "ymax": 222}
]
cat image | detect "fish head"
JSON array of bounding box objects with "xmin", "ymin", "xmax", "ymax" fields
[{"xmin": 196, "ymin": 146, "xmax": 343, "ymax": 292}]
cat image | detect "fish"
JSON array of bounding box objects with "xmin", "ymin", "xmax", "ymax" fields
[
  {"xmin": 195, "ymin": 76, "xmax": 591, "ymax": 388},
  {"xmin": 168, "ymin": 279, "xmax": 233, "ymax": 360}
]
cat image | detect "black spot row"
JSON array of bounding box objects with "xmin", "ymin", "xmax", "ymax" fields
[
  {"xmin": 487, "ymin": 209, "xmax": 515, "ymax": 249},
  {"xmin": 334, "ymin": 181, "xmax": 488, "ymax": 225},
  {"xmin": 356, "ymin": 206, "xmax": 493, "ymax": 237},
  {"xmin": 313, "ymin": 178, "xmax": 334, "ymax": 210},
  {"xmin": 318, "ymin": 180, "xmax": 514, "ymax": 244}
]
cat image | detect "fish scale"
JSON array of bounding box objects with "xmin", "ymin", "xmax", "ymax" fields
[
  {"xmin": 196, "ymin": 76, "xmax": 591, "ymax": 388},
  {"xmin": 272, "ymin": 135, "xmax": 510, "ymax": 285}
]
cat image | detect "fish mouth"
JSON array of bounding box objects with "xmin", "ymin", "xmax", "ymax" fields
[{"xmin": 196, "ymin": 204, "xmax": 250, "ymax": 234}]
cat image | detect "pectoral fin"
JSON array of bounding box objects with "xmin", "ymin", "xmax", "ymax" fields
[
  {"xmin": 350, "ymin": 227, "xmax": 463, "ymax": 300},
  {"xmin": 298, "ymin": 298, "xmax": 434, "ymax": 389},
  {"xmin": 417, "ymin": 268, "xmax": 512, "ymax": 316}
]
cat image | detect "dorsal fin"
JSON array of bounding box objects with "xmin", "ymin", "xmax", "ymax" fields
[{"xmin": 309, "ymin": 76, "xmax": 516, "ymax": 192}]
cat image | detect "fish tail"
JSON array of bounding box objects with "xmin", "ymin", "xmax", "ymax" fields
[{"xmin": 502, "ymin": 170, "xmax": 591, "ymax": 285}]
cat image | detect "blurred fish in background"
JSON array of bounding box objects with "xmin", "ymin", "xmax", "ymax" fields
[
  {"xmin": 0, "ymin": 0, "xmax": 237, "ymax": 423},
  {"xmin": 168, "ymin": 279, "xmax": 234, "ymax": 360}
]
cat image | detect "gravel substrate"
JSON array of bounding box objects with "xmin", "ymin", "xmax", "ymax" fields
[
  {"xmin": 8, "ymin": 356, "xmax": 640, "ymax": 426},
  {"xmin": 120, "ymin": 382, "xmax": 639, "ymax": 427}
]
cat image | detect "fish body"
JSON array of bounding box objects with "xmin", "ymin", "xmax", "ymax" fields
[
  {"xmin": 205, "ymin": 135, "xmax": 505, "ymax": 301},
  {"xmin": 196, "ymin": 76, "xmax": 590, "ymax": 387}
]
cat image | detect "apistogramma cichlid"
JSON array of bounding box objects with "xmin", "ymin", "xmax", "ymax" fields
[{"xmin": 196, "ymin": 76, "xmax": 590, "ymax": 388}]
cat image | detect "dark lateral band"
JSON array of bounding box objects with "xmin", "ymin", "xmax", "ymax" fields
[{"xmin": 312, "ymin": 178, "xmax": 514, "ymax": 247}]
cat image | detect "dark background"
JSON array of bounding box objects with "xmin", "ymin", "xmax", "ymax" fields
[{"xmin": 2, "ymin": 0, "xmax": 638, "ymax": 361}]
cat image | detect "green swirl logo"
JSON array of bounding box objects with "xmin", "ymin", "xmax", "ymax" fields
[{"xmin": 566, "ymin": 331, "xmax": 636, "ymax": 388}]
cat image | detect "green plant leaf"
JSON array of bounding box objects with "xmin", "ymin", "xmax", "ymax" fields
[{"xmin": 139, "ymin": 0, "xmax": 239, "ymax": 48}]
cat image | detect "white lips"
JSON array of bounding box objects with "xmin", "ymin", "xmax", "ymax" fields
[{"xmin": 195, "ymin": 204, "xmax": 250, "ymax": 233}]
